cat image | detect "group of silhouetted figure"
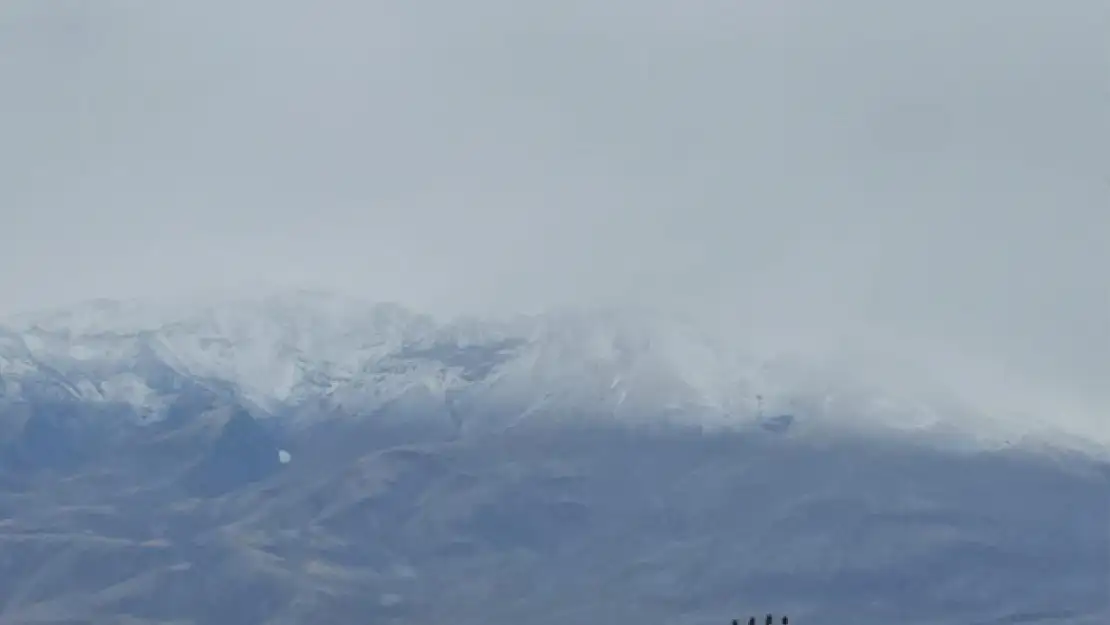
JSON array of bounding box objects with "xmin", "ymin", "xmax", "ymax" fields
[{"xmin": 733, "ymin": 616, "xmax": 788, "ymax": 625}]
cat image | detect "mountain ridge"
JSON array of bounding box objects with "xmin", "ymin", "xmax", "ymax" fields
[
  {"xmin": 0, "ymin": 290, "xmax": 1104, "ymax": 457},
  {"xmin": 0, "ymin": 291, "xmax": 1107, "ymax": 624}
]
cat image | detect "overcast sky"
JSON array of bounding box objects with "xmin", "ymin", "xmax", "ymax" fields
[{"xmin": 1, "ymin": 1, "xmax": 1108, "ymax": 409}]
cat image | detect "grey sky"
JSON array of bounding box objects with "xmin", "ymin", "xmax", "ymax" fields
[{"xmin": 1, "ymin": 1, "xmax": 1108, "ymax": 409}]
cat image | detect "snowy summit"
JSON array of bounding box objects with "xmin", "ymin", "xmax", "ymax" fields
[{"xmin": 0, "ymin": 290, "xmax": 1102, "ymax": 456}]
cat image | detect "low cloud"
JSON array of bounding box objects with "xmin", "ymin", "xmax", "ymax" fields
[{"xmin": 1, "ymin": 0, "xmax": 1107, "ymax": 411}]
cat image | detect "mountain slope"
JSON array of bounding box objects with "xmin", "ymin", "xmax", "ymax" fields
[
  {"xmin": 0, "ymin": 423, "xmax": 1105, "ymax": 625},
  {"xmin": 0, "ymin": 292, "xmax": 1106, "ymax": 625}
]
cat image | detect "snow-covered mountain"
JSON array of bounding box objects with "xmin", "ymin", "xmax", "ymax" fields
[
  {"xmin": 0, "ymin": 290, "xmax": 1102, "ymax": 455},
  {"xmin": 2, "ymin": 291, "xmax": 1108, "ymax": 625}
]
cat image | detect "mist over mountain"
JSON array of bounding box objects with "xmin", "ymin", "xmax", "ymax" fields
[
  {"xmin": 0, "ymin": 291, "xmax": 1106, "ymax": 625},
  {"xmin": 3, "ymin": 0, "xmax": 1108, "ymax": 621}
]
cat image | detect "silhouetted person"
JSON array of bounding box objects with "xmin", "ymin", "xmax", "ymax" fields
[
  {"xmin": 748, "ymin": 617, "xmax": 755, "ymax": 625},
  {"xmin": 766, "ymin": 614, "xmax": 773, "ymax": 625},
  {"xmin": 782, "ymin": 618, "xmax": 789, "ymax": 625}
]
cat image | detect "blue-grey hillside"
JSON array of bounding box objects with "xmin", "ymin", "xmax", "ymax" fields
[{"xmin": 0, "ymin": 292, "xmax": 1105, "ymax": 625}]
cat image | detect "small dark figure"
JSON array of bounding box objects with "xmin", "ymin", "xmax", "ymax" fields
[
  {"xmin": 748, "ymin": 618, "xmax": 755, "ymax": 625},
  {"xmin": 765, "ymin": 615, "xmax": 773, "ymax": 625},
  {"xmin": 782, "ymin": 618, "xmax": 789, "ymax": 625}
]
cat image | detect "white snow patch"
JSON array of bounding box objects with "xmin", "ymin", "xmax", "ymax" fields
[
  {"xmin": 68, "ymin": 344, "xmax": 102, "ymax": 360},
  {"xmin": 277, "ymin": 449, "xmax": 292, "ymax": 464},
  {"xmin": 100, "ymin": 374, "xmax": 157, "ymax": 407},
  {"xmin": 0, "ymin": 355, "xmax": 37, "ymax": 376},
  {"xmin": 75, "ymin": 379, "xmax": 103, "ymax": 401},
  {"xmin": 19, "ymin": 333, "xmax": 44, "ymax": 352}
]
